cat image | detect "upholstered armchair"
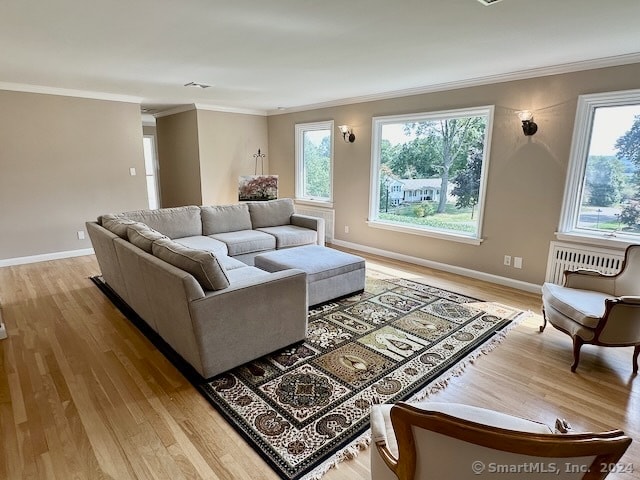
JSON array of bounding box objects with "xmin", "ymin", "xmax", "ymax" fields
[
  {"xmin": 371, "ymin": 401, "xmax": 631, "ymax": 480},
  {"xmin": 541, "ymin": 244, "xmax": 640, "ymax": 373}
]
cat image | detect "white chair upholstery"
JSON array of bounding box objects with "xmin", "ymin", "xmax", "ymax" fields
[
  {"xmin": 370, "ymin": 401, "xmax": 631, "ymax": 480},
  {"xmin": 541, "ymin": 244, "xmax": 640, "ymax": 372}
]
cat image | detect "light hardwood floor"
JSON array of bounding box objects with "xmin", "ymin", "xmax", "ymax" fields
[{"xmin": 0, "ymin": 251, "xmax": 638, "ymax": 479}]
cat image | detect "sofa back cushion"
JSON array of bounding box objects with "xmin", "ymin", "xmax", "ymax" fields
[
  {"xmin": 121, "ymin": 206, "xmax": 202, "ymax": 239},
  {"xmin": 152, "ymin": 238, "xmax": 230, "ymax": 291},
  {"xmin": 100, "ymin": 214, "xmax": 138, "ymax": 239},
  {"xmin": 127, "ymin": 222, "xmax": 168, "ymax": 253},
  {"xmin": 248, "ymin": 198, "xmax": 294, "ymax": 228},
  {"xmin": 201, "ymin": 203, "xmax": 252, "ymax": 235}
]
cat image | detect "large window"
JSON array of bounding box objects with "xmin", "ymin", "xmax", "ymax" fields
[
  {"xmin": 295, "ymin": 121, "xmax": 333, "ymax": 204},
  {"xmin": 369, "ymin": 107, "xmax": 494, "ymax": 244},
  {"xmin": 559, "ymin": 89, "xmax": 640, "ymax": 245}
]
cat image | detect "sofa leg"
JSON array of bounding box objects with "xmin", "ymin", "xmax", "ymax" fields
[
  {"xmin": 571, "ymin": 337, "xmax": 584, "ymax": 373},
  {"xmin": 539, "ymin": 308, "xmax": 547, "ymax": 333},
  {"xmin": 633, "ymin": 345, "xmax": 639, "ymax": 374}
]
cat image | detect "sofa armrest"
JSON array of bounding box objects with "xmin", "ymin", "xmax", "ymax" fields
[
  {"xmin": 188, "ymin": 269, "xmax": 308, "ymax": 378},
  {"xmin": 291, "ymin": 214, "xmax": 325, "ymax": 246},
  {"xmin": 599, "ymin": 297, "xmax": 640, "ymax": 344}
]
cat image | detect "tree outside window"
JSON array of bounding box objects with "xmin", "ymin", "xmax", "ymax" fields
[
  {"xmin": 369, "ymin": 107, "xmax": 494, "ymax": 243},
  {"xmin": 561, "ymin": 91, "xmax": 640, "ymax": 242},
  {"xmin": 295, "ymin": 121, "xmax": 333, "ymax": 204}
]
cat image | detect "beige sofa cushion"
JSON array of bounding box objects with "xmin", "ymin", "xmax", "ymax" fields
[
  {"xmin": 248, "ymin": 198, "xmax": 294, "ymax": 228},
  {"xmin": 173, "ymin": 235, "xmax": 229, "ymax": 256},
  {"xmin": 152, "ymin": 238, "xmax": 230, "ymax": 291},
  {"xmin": 201, "ymin": 204, "xmax": 252, "ymax": 235},
  {"xmin": 256, "ymin": 225, "xmax": 317, "ymax": 248},
  {"xmin": 210, "ymin": 230, "xmax": 276, "ymax": 256},
  {"xmin": 100, "ymin": 214, "xmax": 137, "ymax": 239},
  {"xmin": 127, "ymin": 222, "xmax": 168, "ymax": 253},
  {"xmin": 542, "ymin": 282, "xmax": 613, "ymax": 329},
  {"xmin": 121, "ymin": 206, "xmax": 202, "ymax": 239}
]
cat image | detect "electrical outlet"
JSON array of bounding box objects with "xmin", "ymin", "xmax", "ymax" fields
[
  {"xmin": 344, "ymin": 225, "xmax": 350, "ymax": 234},
  {"xmin": 503, "ymin": 255, "xmax": 511, "ymax": 266},
  {"xmin": 514, "ymin": 257, "xmax": 523, "ymax": 269},
  {"xmin": 77, "ymin": 230, "xmax": 85, "ymax": 240}
]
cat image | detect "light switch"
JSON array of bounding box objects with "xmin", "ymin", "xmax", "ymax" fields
[{"xmin": 129, "ymin": 167, "xmax": 137, "ymax": 176}]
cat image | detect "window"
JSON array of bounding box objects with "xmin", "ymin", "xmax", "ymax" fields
[
  {"xmin": 295, "ymin": 121, "xmax": 333, "ymax": 204},
  {"xmin": 559, "ymin": 89, "xmax": 640, "ymax": 245},
  {"xmin": 143, "ymin": 135, "xmax": 160, "ymax": 209},
  {"xmin": 369, "ymin": 106, "xmax": 494, "ymax": 244}
]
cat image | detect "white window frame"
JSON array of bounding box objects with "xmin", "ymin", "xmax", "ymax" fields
[
  {"xmin": 558, "ymin": 89, "xmax": 640, "ymax": 248},
  {"xmin": 368, "ymin": 106, "xmax": 494, "ymax": 245},
  {"xmin": 294, "ymin": 120, "xmax": 334, "ymax": 206}
]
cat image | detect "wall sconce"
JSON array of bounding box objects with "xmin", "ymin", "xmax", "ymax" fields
[
  {"xmin": 338, "ymin": 125, "xmax": 356, "ymax": 143},
  {"xmin": 517, "ymin": 110, "xmax": 538, "ymax": 136}
]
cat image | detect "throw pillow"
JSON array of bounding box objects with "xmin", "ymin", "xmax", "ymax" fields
[
  {"xmin": 201, "ymin": 203, "xmax": 252, "ymax": 235},
  {"xmin": 101, "ymin": 214, "xmax": 138, "ymax": 239},
  {"xmin": 152, "ymin": 238, "xmax": 230, "ymax": 291},
  {"xmin": 248, "ymin": 198, "xmax": 294, "ymax": 228},
  {"xmin": 127, "ymin": 222, "xmax": 168, "ymax": 253}
]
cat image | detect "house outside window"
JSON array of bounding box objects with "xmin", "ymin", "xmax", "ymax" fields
[
  {"xmin": 369, "ymin": 106, "xmax": 494, "ymax": 244},
  {"xmin": 558, "ymin": 89, "xmax": 640, "ymax": 246},
  {"xmin": 295, "ymin": 121, "xmax": 333, "ymax": 205}
]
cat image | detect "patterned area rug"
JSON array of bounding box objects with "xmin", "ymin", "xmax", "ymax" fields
[{"xmin": 199, "ymin": 270, "xmax": 526, "ymax": 480}]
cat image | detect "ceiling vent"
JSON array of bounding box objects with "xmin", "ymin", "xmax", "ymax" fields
[{"xmin": 477, "ymin": 0, "xmax": 503, "ymax": 5}]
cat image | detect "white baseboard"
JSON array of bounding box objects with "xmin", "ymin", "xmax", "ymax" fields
[
  {"xmin": 0, "ymin": 248, "xmax": 95, "ymax": 267},
  {"xmin": 331, "ymin": 239, "xmax": 542, "ymax": 294}
]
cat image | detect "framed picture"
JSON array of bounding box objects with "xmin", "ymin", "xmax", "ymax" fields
[{"xmin": 238, "ymin": 175, "xmax": 278, "ymax": 201}]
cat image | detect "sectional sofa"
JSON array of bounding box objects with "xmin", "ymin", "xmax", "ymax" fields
[{"xmin": 87, "ymin": 198, "xmax": 324, "ymax": 378}]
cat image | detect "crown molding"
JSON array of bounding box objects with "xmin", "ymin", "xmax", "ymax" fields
[
  {"xmin": 154, "ymin": 103, "xmax": 267, "ymax": 118},
  {"xmin": 194, "ymin": 103, "xmax": 267, "ymax": 116},
  {"xmin": 153, "ymin": 104, "xmax": 196, "ymax": 118},
  {"xmin": 141, "ymin": 113, "xmax": 156, "ymax": 126},
  {"xmin": 267, "ymin": 52, "xmax": 640, "ymax": 115},
  {"xmin": 0, "ymin": 82, "xmax": 142, "ymax": 103}
]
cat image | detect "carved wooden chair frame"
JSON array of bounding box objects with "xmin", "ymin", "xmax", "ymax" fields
[{"xmin": 374, "ymin": 402, "xmax": 631, "ymax": 480}]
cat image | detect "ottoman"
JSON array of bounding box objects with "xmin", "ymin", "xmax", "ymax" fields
[{"xmin": 254, "ymin": 245, "xmax": 366, "ymax": 307}]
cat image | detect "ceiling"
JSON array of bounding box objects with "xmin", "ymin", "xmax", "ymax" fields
[{"xmin": 2, "ymin": 0, "xmax": 639, "ymax": 116}]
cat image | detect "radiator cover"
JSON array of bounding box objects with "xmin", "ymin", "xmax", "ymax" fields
[{"xmin": 545, "ymin": 241, "xmax": 625, "ymax": 285}]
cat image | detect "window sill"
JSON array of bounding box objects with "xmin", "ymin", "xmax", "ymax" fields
[
  {"xmin": 555, "ymin": 231, "xmax": 633, "ymax": 251},
  {"xmin": 367, "ymin": 220, "xmax": 483, "ymax": 245},
  {"xmin": 294, "ymin": 199, "xmax": 334, "ymax": 209}
]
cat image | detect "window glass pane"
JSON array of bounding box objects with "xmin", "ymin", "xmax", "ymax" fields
[
  {"xmin": 302, "ymin": 129, "xmax": 331, "ymax": 199},
  {"xmin": 145, "ymin": 176, "xmax": 158, "ymax": 210},
  {"xmin": 143, "ymin": 137, "xmax": 154, "ymax": 174},
  {"xmin": 576, "ymin": 104, "xmax": 640, "ymax": 236},
  {"xmin": 295, "ymin": 121, "xmax": 333, "ymax": 203},
  {"xmin": 142, "ymin": 135, "xmax": 160, "ymax": 209},
  {"xmin": 372, "ymin": 111, "xmax": 491, "ymax": 239}
]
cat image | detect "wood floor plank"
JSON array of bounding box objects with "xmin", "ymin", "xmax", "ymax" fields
[{"xmin": 1, "ymin": 252, "xmax": 638, "ymax": 480}]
